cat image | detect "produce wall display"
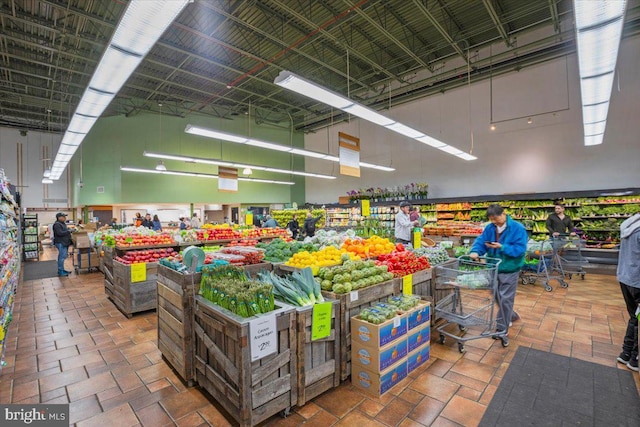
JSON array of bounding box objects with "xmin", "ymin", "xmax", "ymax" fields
[
  {"xmin": 270, "ymin": 209, "xmax": 326, "ymax": 229},
  {"xmin": 0, "ymin": 173, "xmax": 19, "ymax": 373}
]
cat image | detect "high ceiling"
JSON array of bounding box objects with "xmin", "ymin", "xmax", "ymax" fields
[{"xmin": 1, "ymin": 0, "xmax": 639, "ymax": 134}]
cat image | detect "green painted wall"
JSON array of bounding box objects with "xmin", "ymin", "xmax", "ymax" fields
[{"xmin": 69, "ymin": 113, "xmax": 306, "ymax": 206}]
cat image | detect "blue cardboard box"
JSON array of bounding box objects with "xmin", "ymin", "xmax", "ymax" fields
[
  {"xmin": 351, "ymin": 312, "xmax": 408, "ymax": 349},
  {"xmin": 352, "ymin": 358, "xmax": 408, "ymax": 397},
  {"xmin": 352, "ymin": 338, "xmax": 408, "ymax": 372},
  {"xmin": 407, "ymin": 323, "xmax": 430, "ymax": 353},
  {"xmin": 407, "ymin": 345, "xmax": 430, "ymax": 373}
]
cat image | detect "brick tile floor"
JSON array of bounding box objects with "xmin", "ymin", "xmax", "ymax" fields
[{"xmin": 1, "ymin": 248, "xmax": 639, "ymax": 426}]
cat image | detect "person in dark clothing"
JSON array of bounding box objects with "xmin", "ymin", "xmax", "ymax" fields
[
  {"xmin": 179, "ymin": 217, "xmax": 189, "ymax": 230},
  {"xmin": 546, "ymin": 203, "xmax": 574, "ymax": 237},
  {"xmin": 302, "ymin": 212, "xmax": 322, "ymax": 238},
  {"xmin": 53, "ymin": 212, "xmax": 72, "ymax": 276},
  {"xmin": 287, "ymin": 214, "xmax": 300, "ymax": 239},
  {"xmin": 262, "ymin": 215, "xmax": 278, "ymax": 228},
  {"xmin": 142, "ymin": 213, "xmax": 153, "ymax": 229},
  {"xmin": 152, "ymin": 214, "xmax": 162, "ymax": 231}
]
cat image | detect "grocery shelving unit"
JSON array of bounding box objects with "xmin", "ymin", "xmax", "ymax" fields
[
  {"xmin": 325, "ymin": 206, "xmax": 361, "ymax": 228},
  {"xmin": 21, "ymin": 213, "xmax": 39, "ymax": 261},
  {"xmin": 0, "ymin": 171, "xmax": 20, "ymax": 373}
]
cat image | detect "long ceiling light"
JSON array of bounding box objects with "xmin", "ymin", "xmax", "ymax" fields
[
  {"xmin": 120, "ymin": 167, "xmax": 295, "ymax": 185},
  {"xmin": 273, "ymin": 71, "xmax": 476, "ymax": 161},
  {"xmin": 48, "ymin": 0, "xmax": 189, "ymax": 180},
  {"xmin": 184, "ymin": 125, "xmax": 395, "ymax": 171},
  {"xmin": 573, "ymin": 0, "xmax": 627, "ymax": 146},
  {"xmin": 143, "ymin": 151, "xmax": 336, "ymax": 179}
]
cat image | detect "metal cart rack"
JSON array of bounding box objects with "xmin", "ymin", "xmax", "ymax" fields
[
  {"xmin": 550, "ymin": 236, "xmax": 588, "ymax": 280},
  {"xmin": 434, "ymin": 256, "xmax": 506, "ymax": 353}
]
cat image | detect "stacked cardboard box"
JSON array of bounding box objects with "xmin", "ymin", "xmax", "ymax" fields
[{"xmin": 350, "ymin": 301, "xmax": 431, "ymax": 396}]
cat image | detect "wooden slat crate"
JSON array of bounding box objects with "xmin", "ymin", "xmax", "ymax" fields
[
  {"xmin": 431, "ymin": 260, "xmax": 456, "ymax": 324},
  {"xmin": 110, "ymin": 261, "xmax": 158, "ymax": 317},
  {"xmin": 193, "ymin": 296, "xmax": 296, "ymax": 427},
  {"xmin": 156, "ymin": 263, "xmax": 273, "ymax": 386},
  {"xmin": 294, "ymin": 300, "xmax": 340, "ymax": 406},
  {"xmin": 398, "ymin": 268, "xmax": 433, "ymax": 297},
  {"xmin": 321, "ymin": 278, "xmax": 401, "ymax": 381},
  {"xmin": 156, "ymin": 265, "xmax": 201, "ymax": 385}
]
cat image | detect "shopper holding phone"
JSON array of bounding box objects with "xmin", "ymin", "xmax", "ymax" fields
[{"xmin": 469, "ymin": 204, "xmax": 528, "ymax": 345}]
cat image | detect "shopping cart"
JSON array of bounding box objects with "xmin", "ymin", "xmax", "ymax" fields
[
  {"xmin": 434, "ymin": 256, "xmax": 506, "ymax": 353},
  {"xmin": 550, "ymin": 235, "xmax": 588, "ymax": 280},
  {"xmin": 520, "ymin": 240, "xmax": 566, "ymax": 292}
]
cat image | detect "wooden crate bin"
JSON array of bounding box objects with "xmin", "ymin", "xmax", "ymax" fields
[
  {"xmin": 193, "ymin": 296, "xmax": 297, "ymax": 427},
  {"xmin": 110, "ymin": 260, "xmax": 158, "ymax": 317},
  {"xmin": 399, "ymin": 268, "xmax": 433, "ymax": 298},
  {"xmin": 321, "ymin": 278, "xmax": 401, "ymax": 381},
  {"xmin": 156, "ymin": 265, "xmax": 201, "ymax": 385},
  {"xmin": 156, "ymin": 263, "xmax": 273, "ymax": 385},
  {"xmin": 294, "ymin": 300, "xmax": 340, "ymax": 406}
]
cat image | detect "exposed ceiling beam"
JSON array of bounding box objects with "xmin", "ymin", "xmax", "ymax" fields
[
  {"xmin": 342, "ymin": 0, "xmax": 432, "ymax": 71},
  {"xmin": 411, "ymin": 0, "xmax": 469, "ymax": 65},
  {"xmin": 549, "ymin": 0, "xmax": 561, "ymax": 33},
  {"xmin": 482, "ymin": 0, "xmax": 513, "ymax": 47}
]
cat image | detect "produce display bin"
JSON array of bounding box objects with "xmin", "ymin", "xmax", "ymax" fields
[
  {"xmin": 156, "ymin": 265, "xmax": 201, "ymax": 385},
  {"xmin": 156, "ymin": 263, "xmax": 273, "ymax": 385},
  {"xmin": 399, "ymin": 268, "xmax": 433, "ymax": 297},
  {"xmin": 193, "ymin": 296, "xmax": 297, "ymax": 427},
  {"xmin": 321, "ymin": 278, "xmax": 401, "ymax": 381},
  {"xmin": 431, "ymin": 260, "xmax": 456, "ymax": 323},
  {"xmin": 243, "ymin": 262, "xmax": 273, "ymax": 276},
  {"xmin": 109, "ymin": 260, "xmax": 158, "ymax": 317},
  {"xmin": 293, "ymin": 300, "xmax": 340, "ymax": 406}
]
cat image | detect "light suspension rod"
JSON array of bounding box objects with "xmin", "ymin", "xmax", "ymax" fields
[{"xmin": 273, "ymin": 71, "xmax": 476, "ymax": 160}]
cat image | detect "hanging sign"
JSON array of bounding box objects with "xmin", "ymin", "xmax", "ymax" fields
[
  {"xmin": 402, "ymin": 274, "xmax": 413, "ymax": 295},
  {"xmin": 245, "ymin": 213, "xmax": 254, "ymax": 226},
  {"xmin": 361, "ymin": 199, "xmax": 371, "ymax": 217},
  {"xmin": 218, "ymin": 166, "xmax": 238, "ymax": 193},
  {"xmin": 312, "ymin": 302, "xmax": 333, "ymax": 341},
  {"xmin": 338, "ymin": 132, "xmax": 360, "ymax": 177},
  {"xmin": 249, "ymin": 313, "xmax": 278, "ymax": 361},
  {"xmin": 131, "ymin": 263, "xmax": 147, "ymax": 283}
]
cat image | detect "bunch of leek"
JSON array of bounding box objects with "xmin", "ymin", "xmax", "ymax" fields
[{"xmin": 257, "ymin": 267, "xmax": 324, "ymax": 307}]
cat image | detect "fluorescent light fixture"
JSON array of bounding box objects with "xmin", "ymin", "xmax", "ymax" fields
[
  {"xmin": 574, "ymin": 0, "xmax": 626, "ymax": 146},
  {"xmin": 438, "ymin": 145, "xmax": 465, "ymax": 156},
  {"xmin": 273, "ymin": 72, "xmax": 353, "ymax": 109},
  {"xmin": 43, "ymin": 169, "xmax": 51, "ymax": 178},
  {"xmin": 41, "ymin": 178, "xmax": 53, "ymax": 184},
  {"xmin": 416, "ymin": 135, "xmax": 447, "ymax": 148},
  {"xmin": 384, "ymin": 122, "xmax": 425, "ymax": 139},
  {"xmin": 48, "ymin": 0, "xmax": 190, "ymax": 180},
  {"xmin": 185, "ymin": 125, "xmax": 249, "ymax": 143},
  {"xmin": 246, "ymin": 139, "xmax": 292, "ymax": 152},
  {"xmin": 274, "ymin": 70, "xmax": 473, "ymax": 160},
  {"xmin": 343, "ymin": 104, "xmax": 395, "ymax": 126},
  {"xmin": 456, "ymin": 152, "xmax": 478, "ymax": 161},
  {"xmin": 143, "ymin": 151, "xmax": 336, "ymax": 179},
  {"xmin": 358, "ymin": 162, "xmax": 396, "ymax": 172},
  {"xmin": 183, "ymin": 125, "xmax": 394, "ymax": 171},
  {"xmin": 120, "ymin": 166, "xmax": 295, "ymax": 185},
  {"xmin": 58, "ymin": 145, "xmax": 78, "ymax": 156}
]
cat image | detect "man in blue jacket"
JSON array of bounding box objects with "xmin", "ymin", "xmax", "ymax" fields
[{"xmin": 470, "ymin": 204, "xmax": 528, "ymax": 346}]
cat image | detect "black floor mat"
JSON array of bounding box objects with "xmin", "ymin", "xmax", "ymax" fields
[
  {"xmin": 22, "ymin": 260, "xmax": 60, "ymax": 281},
  {"xmin": 480, "ymin": 347, "xmax": 640, "ymax": 427}
]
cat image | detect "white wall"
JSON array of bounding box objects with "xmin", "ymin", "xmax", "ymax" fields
[
  {"xmin": 304, "ymin": 36, "xmax": 640, "ymax": 203},
  {"xmin": 0, "ymin": 127, "xmax": 67, "ymax": 209}
]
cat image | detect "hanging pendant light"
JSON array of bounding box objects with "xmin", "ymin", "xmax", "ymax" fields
[
  {"xmin": 156, "ymin": 160, "xmax": 167, "ymax": 171},
  {"xmin": 242, "ymin": 167, "xmax": 253, "ymax": 176}
]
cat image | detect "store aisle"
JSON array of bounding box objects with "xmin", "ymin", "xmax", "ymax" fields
[{"xmin": 1, "ymin": 250, "xmax": 639, "ymax": 426}]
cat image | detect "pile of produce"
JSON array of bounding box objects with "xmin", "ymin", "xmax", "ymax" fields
[
  {"xmin": 227, "ymin": 239, "xmax": 259, "ymax": 247},
  {"xmin": 199, "ymin": 265, "xmax": 275, "ymax": 317},
  {"xmin": 195, "ymin": 228, "xmax": 242, "ymax": 241},
  {"xmin": 256, "ymin": 238, "xmax": 319, "ymax": 262},
  {"xmin": 284, "ymin": 246, "xmax": 358, "ymax": 269},
  {"xmin": 305, "ymin": 229, "xmax": 356, "ymax": 249},
  {"xmin": 113, "ymin": 230, "xmax": 176, "ymax": 247},
  {"xmin": 341, "ymin": 236, "xmax": 395, "ymax": 258},
  {"xmin": 413, "ymin": 246, "xmax": 449, "ymax": 265},
  {"xmin": 242, "ymin": 228, "xmax": 291, "ymax": 239},
  {"xmin": 219, "ymin": 247, "xmax": 264, "ymax": 265},
  {"xmin": 358, "ymin": 303, "xmax": 398, "ymax": 324},
  {"xmin": 376, "ymin": 248, "xmax": 431, "ymax": 277},
  {"xmin": 387, "ymin": 294, "xmax": 421, "ymax": 311},
  {"xmin": 271, "ymin": 209, "xmax": 326, "ymax": 230},
  {"xmin": 115, "ymin": 248, "xmax": 178, "ymax": 264},
  {"xmin": 177, "ymin": 230, "xmax": 199, "ymax": 244},
  {"xmin": 453, "ymin": 246, "xmax": 471, "ymax": 257},
  {"xmin": 317, "ymin": 259, "xmax": 394, "ymax": 293},
  {"xmin": 257, "ymin": 268, "xmax": 324, "ymax": 307},
  {"xmin": 454, "ymin": 272, "xmax": 490, "ymax": 288}
]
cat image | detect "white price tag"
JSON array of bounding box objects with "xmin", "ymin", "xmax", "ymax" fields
[
  {"xmin": 463, "ymin": 239, "xmax": 470, "ymax": 245},
  {"xmin": 249, "ymin": 313, "xmax": 277, "ymax": 361},
  {"xmin": 350, "ymin": 291, "xmax": 359, "ymax": 302},
  {"xmin": 393, "ymin": 317, "xmax": 401, "ymax": 328}
]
